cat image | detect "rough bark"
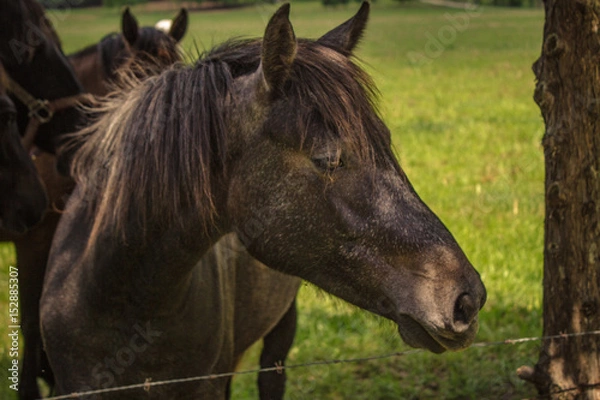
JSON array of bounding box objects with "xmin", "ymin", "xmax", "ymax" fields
[{"xmin": 521, "ymin": 0, "xmax": 600, "ymax": 398}]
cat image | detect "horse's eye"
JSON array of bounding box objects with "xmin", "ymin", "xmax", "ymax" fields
[{"xmin": 312, "ymin": 155, "xmax": 344, "ymax": 172}]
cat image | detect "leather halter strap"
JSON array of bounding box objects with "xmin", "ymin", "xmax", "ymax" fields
[{"xmin": 4, "ymin": 74, "xmax": 93, "ymax": 152}]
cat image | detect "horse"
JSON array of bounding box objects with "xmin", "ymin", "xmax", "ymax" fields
[
  {"xmin": 41, "ymin": 3, "xmax": 486, "ymax": 399},
  {"xmin": 67, "ymin": 9, "xmax": 299, "ymax": 399},
  {"xmin": 60, "ymin": 9, "xmax": 298, "ymax": 399},
  {"xmin": 0, "ymin": 61, "xmax": 48, "ymax": 234},
  {"xmin": 68, "ymin": 7, "xmax": 188, "ymax": 96}
]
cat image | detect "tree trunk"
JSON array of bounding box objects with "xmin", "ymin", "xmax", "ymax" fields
[{"xmin": 521, "ymin": 0, "xmax": 600, "ymax": 398}]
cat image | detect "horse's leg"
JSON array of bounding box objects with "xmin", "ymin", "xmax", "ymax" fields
[
  {"xmin": 16, "ymin": 211, "xmax": 61, "ymax": 400},
  {"xmin": 258, "ymin": 298, "xmax": 297, "ymax": 400}
]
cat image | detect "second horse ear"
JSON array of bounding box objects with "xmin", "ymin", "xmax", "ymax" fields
[
  {"xmin": 169, "ymin": 8, "xmax": 188, "ymax": 43},
  {"xmin": 122, "ymin": 7, "xmax": 139, "ymax": 45},
  {"xmin": 317, "ymin": 1, "xmax": 370, "ymax": 56}
]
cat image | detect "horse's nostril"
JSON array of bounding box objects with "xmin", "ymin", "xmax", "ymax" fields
[{"xmin": 453, "ymin": 293, "xmax": 477, "ymax": 327}]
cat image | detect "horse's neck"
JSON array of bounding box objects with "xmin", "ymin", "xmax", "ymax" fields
[
  {"xmin": 100, "ymin": 225, "xmax": 220, "ymax": 312},
  {"xmin": 58, "ymin": 188, "xmax": 226, "ymax": 316},
  {"xmin": 68, "ymin": 48, "xmax": 108, "ymax": 96}
]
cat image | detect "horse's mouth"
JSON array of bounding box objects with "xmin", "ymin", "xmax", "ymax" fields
[{"xmin": 396, "ymin": 315, "xmax": 477, "ymax": 354}]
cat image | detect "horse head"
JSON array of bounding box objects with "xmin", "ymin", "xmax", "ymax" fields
[
  {"xmin": 0, "ymin": 0, "xmax": 84, "ymax": 154},
  {"xmin": 119, "ymin": 7, "xmax": 187, "ymax": 74},
  {"xmin": 226, "ymin": 3, "xmax": 486, "ymax": 353}
]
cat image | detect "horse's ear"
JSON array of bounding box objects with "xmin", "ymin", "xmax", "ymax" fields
[
  {"xmin": 317, "ymin": 1, "xmax": 370, "ymax": 55},
  {"xmin": 261, "ymin": 3, "xmax": 296, "ymax": 95},
  {"xmin": 169, "ymin": 8, "xmax": 188, "ymax": 43},
  {"xmin": 122, "ymin": 7, "xmax": 139, "ymax": 45}
]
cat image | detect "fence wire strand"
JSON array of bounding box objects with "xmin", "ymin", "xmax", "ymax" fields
[{"xmin": 42, "ymin": 330, "xmax": 600, "ymax": 400}]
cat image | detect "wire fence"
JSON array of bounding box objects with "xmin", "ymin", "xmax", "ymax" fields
[{"xmin": 42, "ymin": 329, "xmax": 600, "ymax": 400}]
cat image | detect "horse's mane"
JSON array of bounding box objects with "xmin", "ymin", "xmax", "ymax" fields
[
  {"xmin": 70, "ymin": 37, "xmax": 393, "ymax": 247},
  {"xmin": 71, "ymin": 47, "xmax": 232, "ymax": 246},
  {"xmin": 0, "ymin": 0, "xmax": 62, "ymax": 64}
]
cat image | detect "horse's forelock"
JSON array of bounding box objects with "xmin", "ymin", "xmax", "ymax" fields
[{"xmin": 283, "ymin": 41, "xmax": 393, "ymax": 166}]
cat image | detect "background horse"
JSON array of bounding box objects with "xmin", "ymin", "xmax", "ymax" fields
[
  {"xmin": 0, "ymin": 0, "xmax": 84, "ymax": 154},
  {"xmin": 41, "ymin": 3, "xmax": 485, "ymax": 399},
  {"xmin": 0, "ymin": 61, "xmax": 47, "ymax": 234},
  {"xmin": 68, "ymin": 7, "xmax": 187, "ymax": 96}
]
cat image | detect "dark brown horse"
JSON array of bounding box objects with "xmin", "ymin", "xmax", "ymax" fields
[
  {"xmin": 41, "ymin": 3, "xmax": 486, "ymax": 399},
  {"xmin": 68, "ymin": 10, "xmax": 299, "ymax": 398},
  {"xmin": 0, "ymin": 0, "xmax": 84, "ymax": 232},
  {"xmin": 0, "ymin": 61, "xmax": 47, "ymax": 233},
  {"xmin": 68, "ymin": 7, "xmax": 187, "ymax": 96},
  {"xmin": 65, "ymin": 9, "xmax": 298, "ymax": 399}
]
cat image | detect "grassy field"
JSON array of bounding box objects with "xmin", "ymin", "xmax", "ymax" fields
[{"xmin": 0, "ymin": 1, "xmax": 545, "ymax": 398}]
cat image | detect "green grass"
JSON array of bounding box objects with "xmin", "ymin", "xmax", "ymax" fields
[{"xmin": 0, "ymin": 1, "xmax": 545, "ymax": 398}]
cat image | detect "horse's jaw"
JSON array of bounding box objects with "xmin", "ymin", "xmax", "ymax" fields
[
  {"xmin": 396, "ymin": 315, "xmax": 447, "ymax": 354},
  {"xmin": 395, "ymin": 314, "xmax": 480, "ymax": 354},
  {"xmin": 343, "ymin": 245, "xmax": 485, "ymax": 354}
]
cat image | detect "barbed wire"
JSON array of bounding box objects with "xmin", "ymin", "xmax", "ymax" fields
[{"xmin": 43, "ymin": 329, "xmax": 600, "ymax": 400}]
